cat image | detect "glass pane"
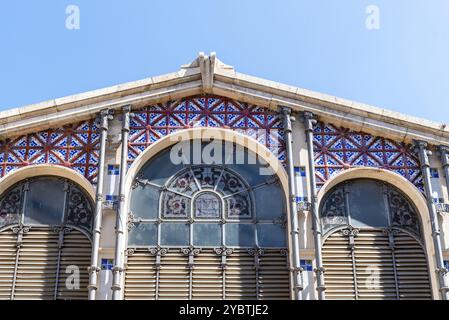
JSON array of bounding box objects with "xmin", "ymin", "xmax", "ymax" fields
[
  {"xmin": 128, "ymin": 223, "xmax": 157, "ymax": 246},
  {"xmin": 194, "ymin": 192, "xmax": 221, "ymax": 218},
  {"xmin": 254, "ymin": 183, "xmax": 285, "ymax": 220},
  {"xmin": 0, "ymin": 186, "xmax": 22, "ymax": 227},
  {"xmin": 162, "ymin": 192, "xmax": 190, "ymax": 219},
  {"xmin": 348, "ymin": 180, "xmax": 388, "ymax": 228},
  {"xmin": 141, "ymin": 149, "xmax": 184, "ymax": 186},
  {"xmin": 216, "ymin": 169, "xmax": 247, "ymax": 196},
  {"xmin": 226, "ymin": 193, "xmax": 251, "ymax": 219},
  {"xmin": 388, "ymin": 187, "xmax": 420, "ymax": 236},
  {"xmin": 225, "ymin": 223, "xmax": 254, "ymax": 247},
  {"xmin": 193, "ymin": 223, "xmax": 221, "ymax": 246},
  {"xmin": 228, "ymin": 161, "xmax": 271, "ymax": 187},
  {"xmin": 160, "ymin": 223, "xmax": 189, "ymax": 246},
  {"xmin": 130, "ymin": 184, "xmax": 160, "ymax": 220},
  {"xmin": 66, "ymin": 186, "xmax": 93, "ymax": 231},
  {"xmin": 192, "ymin": 166, "xmax": 222, "ymax": 189},
  {"xmin": 320, "ymin": 186, "xmax": 348, "ymax": 233},
  {"xmin": 168, "ymin": 168, "xmax": 199, "ymax": 196},
  {"xmin": 257, "ymin": 224, "xmax": 286, "ymax": 247},
  {"xmin": 24, "ymin": 179, "xmax": 65, "ymax": 225}
]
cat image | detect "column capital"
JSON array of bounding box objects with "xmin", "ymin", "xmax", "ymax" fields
[
  {"xmin": 278, "ymin": 105, "xmax": 292, "ymax": 115},
  {"xmin": 122, "ymin": 105, "xmax": 132, "ymax": 113},
  {"xmin": 98, "ymin": 109, "xmax": 113, "ymax": 131},
  {"xmin": 438, "ymin": 145, "xmax": 449, "ymax": 153},
  {"xmin": 413, "ymin": 140, "xmax": 433, "ymax": 165},
  {"xmin": 438, "ymin": 145, "xmax": 449, "ymax": 167},
  {"xmin": 413, "ymin": 139, "xmax": 429, "ymax": 149},
  {"xmin": 302, "ymin": 111, "xmax": 316, "ymax": 120},
  {"xmin": 279, "ymin": 106, "xmax": 294, "ymax": 133},
  {"xmin": 301, "ymin": 111, "xmax": 317, "ymax": 131},
  {"xmin": 121, "ymin": 105, "xmax": 132, "ymax": 132}
]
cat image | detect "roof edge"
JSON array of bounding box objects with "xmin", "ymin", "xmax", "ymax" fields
[{"xmin": 0, "ymin": 53, "xmax": 448, "ymax": 147}]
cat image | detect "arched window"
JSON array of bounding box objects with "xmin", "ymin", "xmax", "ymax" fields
[
  {"xmin": 0, "ymin": 176, "xmax": 93, "ymax": 300},
  {"xmin": 125, "ymin": 141, "xmax": 290, "ymax": 300},
  {"xmin": 320, "ymin": 179, "xmax": 431, "ymax": 300}
]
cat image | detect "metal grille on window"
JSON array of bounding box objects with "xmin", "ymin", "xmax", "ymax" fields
[
  {"xmin": 125, "ymin": 142, "xmax": 290, "ymax": 300},
  {"xmin": 321, "ymin": 179, "xmax": 432, "ymax": 300},
  {"xmin": 0, "ymin": 177, "xmax": 93, "ymax": 300}
]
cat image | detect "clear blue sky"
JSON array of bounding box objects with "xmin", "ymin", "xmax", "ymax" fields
[{"xmin": 1, "ymin": 1, "xmax": 448, "ymax": 123}]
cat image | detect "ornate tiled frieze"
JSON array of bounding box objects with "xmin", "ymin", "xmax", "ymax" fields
[
  {"xmin": 128, "ymin": 95, "xmax": 286, "ymax": 165},
  {"xmin": 313, "ymin": 122, "xmax": 423, "ymax": 190},
  {"xmin": 0, "ymin": 120, "xmax": 100, "ymax": 183}
]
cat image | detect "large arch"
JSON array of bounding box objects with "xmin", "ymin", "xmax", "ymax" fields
[
  {"xmin": 126, "ymin": 127, "xmax": 289, "ymax": 194},
  {"xmin": 0, "ymin": 164, "xmax": 96, "ymax": 201},
  {"xmin": 122, "ymin": 127, "xmax": 293, "ymax": 299},
  {"xmin": 0, "ymin": 165, "xmax": 95, "ymax": 300},
  {"xmin": 317, "ymin": 167, "xmax": 438, "ymax": 299}
]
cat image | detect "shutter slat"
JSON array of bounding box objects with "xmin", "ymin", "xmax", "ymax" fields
[
  {"xmin": 0, "ymin": 227, "xmax": 91, "ymax": 300},
  {"xmin": 124, "ymin": 248, "xmax": 290, "ymax": 300},
  {"xmin": 323, "ymin": 229, "xmax": 432, "ymax": 300}
]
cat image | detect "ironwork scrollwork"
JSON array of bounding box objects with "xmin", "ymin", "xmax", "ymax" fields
[
  {"xmin": 248, "ymin": 248, "xmax": 265, "ymax": 256},
  {"xmin": 214, "ymin": 247, "xmax": 233, "ymax": 256},
  {"xmin": 320, "ymin": 186, "xmax": 347, "ymax": 233},
  {"xmin": 388, "ymin": 188, "xmax": 420, "ymax": 236},
  {"xmin": 341, "ymin": 226, "xmax": 359, "ymax": 237},
  {"xmin": 0, "ymin": 186, "xmax": 22, "ymax": 227},
  {"xmin": 148, "ymin": 246, "xmax": 169, "ymax": 256},
  {"xmin": 181, "ymin": 246, "xmax": 201, "ymax": 256},
  {"xmin": 66, "ymin": 185, "xmax": 94, "ymax": 232}
]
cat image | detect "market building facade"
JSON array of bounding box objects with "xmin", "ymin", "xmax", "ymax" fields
[{"xmin": 1, "ymin": 53, "xmax": 449, "ymax": 300}]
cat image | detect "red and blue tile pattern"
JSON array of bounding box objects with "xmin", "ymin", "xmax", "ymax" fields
[
  {"xmin": 128, "ymin": 95, "xmax": 286, "ymax": 165},
  {"xmin": 313, "ymin": 122, "xmax": 423, "ymax": 190},
  {"xmin": 0, "ymin": 120, "xmax": 100, "ymax": 183}
]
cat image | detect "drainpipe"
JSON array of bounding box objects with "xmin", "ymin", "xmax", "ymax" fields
[
  {"xmin": 438, "ymin": 146, "xmax": 449, "ymax": 203},
  {"xmin": 88, "ymin": 109, "xmax": 111, "ymax": 300},
  {"xmin": 111, "ymin": 105, "xmax": 131, "ymax": 300},
  {"xmin": 303, "ymin": 112, "xmax": 326, "ymax": 300},
  {"xmin": 414, "ymin": 140, "xmax": 449, "ymax": 300},
  {"xmin": 280, "ymin": 106, "xmax": 303, "ymax": 300}
]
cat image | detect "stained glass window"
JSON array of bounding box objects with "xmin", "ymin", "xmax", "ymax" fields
[
  {"xmin": 0, "ymin": 176, "xmax": 93, "ymax": 233},
  {"xmin": 320, "ymin": 178, "xmax": 421, "ymax": 237},
  {"xmin": 128, "ymin": 141, "xmax": 287, "ymax": 248},
  {"xmin": 194, "ymin": 192, "xmax": 222, "ymax": 218}
]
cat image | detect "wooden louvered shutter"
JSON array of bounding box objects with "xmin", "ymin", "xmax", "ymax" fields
[
  {"xmin": 322, "ymin": 231, "xmax": 356, "ymax": 299},
  {"xmin": 192, "ymin": 249, "xmax": 222, "ymax": 300},
  {"xmin": 225, "ymin": 249, "xmax": 257, "ymax": 299},
  {"xmin": 258, "ymin": 249, "xmax": 290, "ymax": 300},
  {"xmin": 57, "ymin": 229, "xmax": 90, "ymax": 299},
  {"xmin": 323, "ymin": 228, "xmax": 432, "ymax": 300},
  {"xmin": 353, "ymin": 230, "xmax": 396, "ymax": 300},
  {"xmin": 124, "ymin": 249, "xmax": 157, "ymax": 300},
  {"xmin": 0, "ymin": 227, "xmax": 91, "ymax": 300},
  {"xmin": 0, "ymin": 229, "xmax": 16, "ymax": 299},
  {"xmin": 124, "ymin": 248, "xmax": 291, "ymax": 300},
  {"xmin": 13, "ymin": 228, "xmax": 59, "ymax": 300},
  {"xmin": 158, "ymin": 251, "xmax": 189, "ymax": 300},
  {"xmin": 394, "ymin": 232, "xmax": 432, "ymax": 299}
]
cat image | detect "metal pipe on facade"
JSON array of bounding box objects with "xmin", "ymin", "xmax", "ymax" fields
[
  {"xmin": 439, "ymin": 146, "xmax": 449, "ymax": 204},
  {"xmin": 280, "ymin": 106, "xmax": 303, "ymax": 300},
  {"xmin": 88, "ymin": 109, "xmax": 111, "ymax": 300},
  {"xmin": 112, "ymin": 105, "xmax": 131, "ymax": 300},
  {"xmin": 303, "ymin": 112, "xmax": 326, "ymax": 300},
  {"xmin": 414, "ymin": 140, "xmax": 449, "ymax": 300}
]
